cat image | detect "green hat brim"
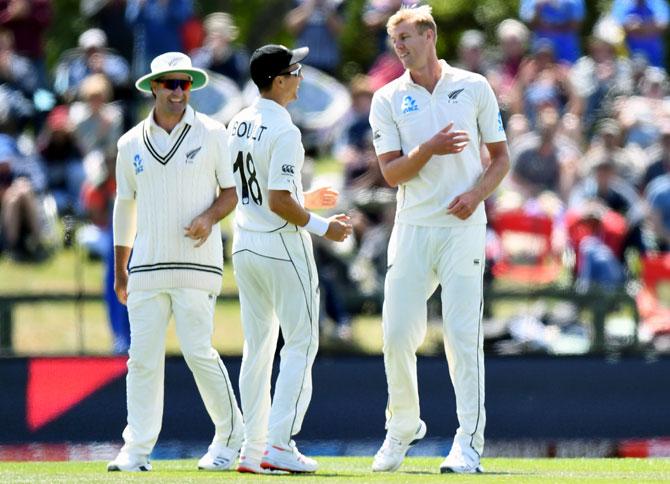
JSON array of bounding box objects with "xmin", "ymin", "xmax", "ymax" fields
[{"xmin": 135, "ymin": 68, "xmax": 209, "ymax": 93}]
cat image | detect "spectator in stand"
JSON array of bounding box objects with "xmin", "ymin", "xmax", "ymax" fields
[
  {"xmin": 333, "ymin": 75, "xmax": 386, "ymax": 188},
  {"xmin": 0, "ymin": 27, "xmax": 37, "ymax": 95},
  {"xmin": 191, "ymin": 12, "xmax": 248, "ymax": 88},
  {"xmin": 572, "ymin": 202, "xmax": 626, "ymax": 294},
  {"xmin": 645, "ymin": 173, "xmax": 670, "ymax": 250},
  {"xmin": 487, "ymin": 19, "xmax": 530, "ymax": 118},
  {"xmin": 362, "ymin": 0, "xmax": 419, "ymax": 56},
  {"xmin": 0, "ymin": 0, "xmax": 51, "ymax": 88},
  {"xmin": 69, "ymin": 73, "xmax": 123, "ymax": 158},
  {"xmin": 81, "ymin": 0, "xmax": 133, "ymax": 62},
  {"xmin": 610, "ymin": 0, "xmax": 670, "ymax": 68},
  {"xmin": 581, "ymin": 118, "xmax": 644, "ymax": 186},
  {"xmin": 569, "ymin": 27, "xmax": 635, "ymax": 134},
  {"xmin": 367, "ymin": 37, "xmax": 405, "ymax": 91},
  {"xmin": 125, "ymin": 0, "xmax": 193, "ymax": 78},
  {"xmin": 284, "ymin": 0, "xmax": 344, "ymax": 76},
  {"xmin": 519, "ymin": 0, "xmax": 585, "ymax": 65},
  {"xmin": 53, "ymin": 28, "xmax": 130, "ymax": 103},
  {"xmin": 0, "ymin": 134, "xmax": 48, "ymax": 261},
  {"xmin": 510, "ymin": 104, "xmax": 581, "ymax": 201},
  {"xmin": 454, "ymin": 30, "xmax": 491, "ymax": 76},
  {"xmin": 569, "ymin": 156, "xmax": 646, "ymax": 256},
  {"xmin": 78, "ymin": 147, "xmax": 130, "ymax": 352},
  {"xmin": 616, "ymin": 66, "xmax": 670, "ymax": 149},
  {"xmin": 641, "ymin": 119, "xmax": 670, "ymax": 190},
  {"xmin": 37, "ymin": 105, "xmax": 85, "ymax": 215},
  {"xmin": 509, "ymin": 38, "xmax": 574, "ymax": 128}
]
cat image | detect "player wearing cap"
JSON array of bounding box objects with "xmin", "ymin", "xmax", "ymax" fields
[
  {"xmin": 228, "ymin": 44, "xmax": 352, "ymax": 474},
  {"xmin": 368, "ymin": 6, "xmax": 510, "ymax": 474},
  {"xmin": 107, "ymin": 52, "xmax": 244, "ymax": 472}
]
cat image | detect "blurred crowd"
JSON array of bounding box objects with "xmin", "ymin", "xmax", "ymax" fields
[{"xmin": 2, "ymin": 0, "xmax": 670, "ymax": 352}]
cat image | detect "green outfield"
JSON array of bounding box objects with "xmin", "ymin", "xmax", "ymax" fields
[{"xmin": 1, "ymin": 458, "xmax": 669, "ymax": 483}]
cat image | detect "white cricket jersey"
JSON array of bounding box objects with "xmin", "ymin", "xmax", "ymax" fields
[
  {"xmin": 369, "ymin": 60, "xmax": 507, "ymax": 227},
  {"xmin": 115, "ymin": 105, "xmax": 235, "ymax": 294},
  {"xmin": 227, "ymin": 97, "xmax": 305, "ymax": 233}
]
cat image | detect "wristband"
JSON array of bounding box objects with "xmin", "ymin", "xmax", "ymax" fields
[{"xmin": 303, "ymin": 212, "xmax": 329, "ymax": 236}]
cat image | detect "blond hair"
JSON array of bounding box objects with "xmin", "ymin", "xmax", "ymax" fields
[
  {"xmin": 386, "ymin": 5, "xmax": 437, "ymax": 38},
  {"xmin": 79, "ymin": 74, "xmax": 113, "ymax": 102}
]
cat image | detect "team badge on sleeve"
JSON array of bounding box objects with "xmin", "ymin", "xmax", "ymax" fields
[
  {"xmin": 133, "ymin": 154, "xmax": 144, "ymax": 174},
  {"xmin": 281, "ymin": 164, "xmax": 295, "ymax": 176}
]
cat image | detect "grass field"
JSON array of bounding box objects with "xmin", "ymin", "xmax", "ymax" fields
[{"xmin": 1, "ymin": 458, "xmax": 669, "ymax": 483}]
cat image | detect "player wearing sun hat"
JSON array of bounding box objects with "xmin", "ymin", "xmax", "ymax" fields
[{"xmin": 107, "ymin": 52, "xmax": 243, "ymax": 472}]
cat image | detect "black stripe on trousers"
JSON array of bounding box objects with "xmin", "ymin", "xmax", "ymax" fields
[
  {"xmin": 279, "ymin": 232, "xmax": 317, "ymax": 443},
  {"xmin": 468, "ymin": 254, "xmax": 485, "ymax": 457}
]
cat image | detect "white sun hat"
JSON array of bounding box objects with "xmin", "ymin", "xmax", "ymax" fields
[{"xmin": 135, "ymin": 52, "xmax": 209, "ymax": 93}]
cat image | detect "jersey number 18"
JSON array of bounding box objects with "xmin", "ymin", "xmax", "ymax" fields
[{"xmin": 233, "ymin": 151, "xmax": 263, "ymax": 205}]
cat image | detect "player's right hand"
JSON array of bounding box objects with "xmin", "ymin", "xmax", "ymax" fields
[
  {"xmin": 114, "ymin": 271, "xmax": 129, "ymax": 305},
  {"xmin": 426, "ymin": 122, "xmax": 469, "ymax": 156},
  {"xmin": 325, "ymin": 213, "xmax": 353, "ymax": 242}
]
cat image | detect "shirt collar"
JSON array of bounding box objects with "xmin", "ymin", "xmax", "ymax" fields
[
  {"xmin": 147, "ymin": 104, "xmax": 195, "ymax": 135},
  {"xmin": 400, "ymin": 59, "xmax": 455, "ymax": 87},
  {"xmin": 255, "ymin": 97, "xmax": 291, "ymax": 119}
]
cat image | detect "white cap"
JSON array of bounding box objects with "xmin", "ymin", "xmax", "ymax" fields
[{"xmin": 79, "ymin": 28, "xmax": 107, "ymax": 50}]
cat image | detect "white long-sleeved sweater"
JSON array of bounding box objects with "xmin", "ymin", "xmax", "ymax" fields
[{"xmin": 115, "ymin": 106, "xmax": 234, "ymax": 294}]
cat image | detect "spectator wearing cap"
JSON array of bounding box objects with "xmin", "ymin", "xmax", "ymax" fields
[
  {"xmin": 125, "ymin": 0, "xmax": 193, "ymax": 79},
  {"xmin": 610, "ymin": 0, "xmax": 670, "ymax": 68},
  {"xmin": 190, "ymin": 12, "xmax": 249, "ymax": 88},
  {"xmin": 520, "ymin": 0, "xmax": 585, "ymax": 64},
  {"xmin": 53, "ymin": 27, "xmax": 130, "ymax": 103},
  {"xmin": 37, "ymin": 105, "xmax": 85, "ymax": 215},
  {"xmin": 285, "ymin": 0, "xmax": 344, "ymax": 76},
  {"xmin": 0, "ymin": 0, "xmax": 52, "ymax": 88},
  {"xmin": 569, "ymin": 24, "xmax": 635, "ymax": 133}
]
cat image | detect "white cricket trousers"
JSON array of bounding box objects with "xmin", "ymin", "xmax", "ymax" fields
[
  {"xmin": 120, "ymin": 287, "xmax": 243, "ymax": 457},
  {"xmin": 232, "ymin": 229, "xmax": 319, "ymax": 462},
  {"xmin": 382, "ymin": 223, "xmax": 486, "ymax": 455}
]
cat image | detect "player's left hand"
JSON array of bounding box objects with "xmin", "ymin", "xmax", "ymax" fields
[
  {"xmin": 303, "ymin": 186, "xmax": 339, "ymax": 210},
  {"xmin": 447, "ymin": 190, "xmax": 481, "ymax": 220},
  {"xmin": 184, "ymin": 214, "xmax": 213, "ymax": 248}
]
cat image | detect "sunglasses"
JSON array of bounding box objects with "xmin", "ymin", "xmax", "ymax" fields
[
  {"xmin": 279, "ymin": 64, "xmax": 303, "ymax": 78},
  {"xmin": 154, "ymin": 78, "xmax": 193, "ymax": 91}
]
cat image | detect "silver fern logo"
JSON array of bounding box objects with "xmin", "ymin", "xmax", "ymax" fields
[{"xmin": 185, "ymin": 147, "xmax": 201, "ymax": 164}]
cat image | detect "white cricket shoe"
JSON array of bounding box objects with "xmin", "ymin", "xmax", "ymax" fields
[
  {"xmin": 260, "ymin": 441, "xmax": 318, "ymax": 473},
  {"xmin": 237, "ymin": 455, "xmax": 288, "ymax": 474},
  {"xmin": 439, "ymin": 445, "xmax": 484, "ymax": 474},
  {"xmin": 107, "ymin": 452, "xmax": 152, "ymax": 472},
  {"xmin": 371, "ymin": 420, "xmax": 427, "ymax": 472},
  {"xmin": 197, "ymin": 443, "xmax": 239, "ymax": 471}
]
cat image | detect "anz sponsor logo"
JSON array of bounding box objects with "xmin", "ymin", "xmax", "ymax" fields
[
  {"xmin": 281, "ymin": 164, "xmax": 295, "ymax": 175},
  {"xmin": 133, "ymin": 154, "xmax": 144, "ymax": 174},
  {"xmin": 401, "ymin": 95, "xmax": 419, "ymax": 114},
  {"xmin": 185, "ymin": 146, "xmax": 201, "ymax": 164},
  {"xmin": 447, "ymin": 88, "xmax": 465, "ymax": 103},
  {"xmin": 497, "ymin": 111, "xmax": 504, "ymax": 132}
]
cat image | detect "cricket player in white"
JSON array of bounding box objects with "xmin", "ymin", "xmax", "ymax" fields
[
  {"xmin": 108, "ymin": 52, "xmax": 244, "ymax": 472},
  {"xmin": 369, "ymin": 6, "xmax": 510, "ymax": 474},
  {"xmin": 228, "ymin": 44, "xmax": 352, "ymax": 474}
]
